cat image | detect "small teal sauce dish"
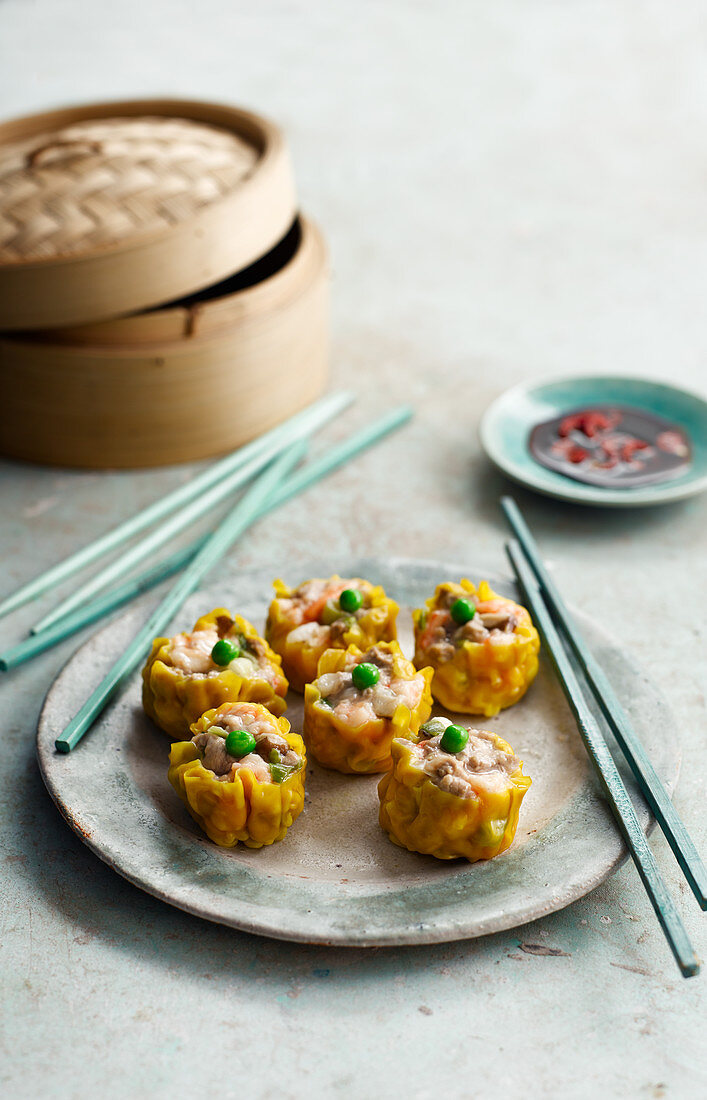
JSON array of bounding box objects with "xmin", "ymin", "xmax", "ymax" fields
[{"xmin": 480, "ymin": 376, "xmax": 707, "ymax": 507}]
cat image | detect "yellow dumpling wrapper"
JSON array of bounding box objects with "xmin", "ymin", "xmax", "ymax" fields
[
  {"xmin": 303, "ymin": 642, "xmax": 433, "ymax": 774},
  {"xmin": 413, "ymin": 580, "xmax": 539, "ymax": 717},
  {"xmin": 168, "ymin": 706, "xmax": 306, "ymax": 848},
  {"xmin": 378, "ymin": 732, "xmax": 531, "ymax": 862},
  {"xmin": 265, "ymin": 575, "xmax": 398, "ymax": 692},
  {"xmin": 143, "ymin": 608, "xmax": 288, "ymax": 740}
]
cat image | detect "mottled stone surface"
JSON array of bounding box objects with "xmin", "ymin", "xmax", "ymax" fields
[{"xmin": 1, "ymin": 2, "xmax": 706, "ymax": 1097}]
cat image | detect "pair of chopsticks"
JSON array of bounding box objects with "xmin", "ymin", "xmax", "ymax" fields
[
  {"xmin": 0, "ymin": 392, "xmax": 412, "ymax": 748},
  {"xmin": 502, "ymin": 496, "xmax": 704, "ymax": 979},
  {"xmin": 1, "ymin": 406, "xmax": 406, "ymax": 672},
  {"xmin": 1, "ymin": 390, "xmax": 354, "ymax": 631},
  {"xmin": 0, "ymin": 394, "xmax": 408, "ymax": 672},
  {"xmin": 55, "ymin": 404, "xmax": 413, "ymax": 751}
]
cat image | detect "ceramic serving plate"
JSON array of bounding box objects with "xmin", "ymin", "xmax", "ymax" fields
[
  {"xmin": 480, "ymin": 375, "xmax": 707, "ymax": 506},
  {"xmin": 37, "ymin": 557, "xmax": 680, "ymax": 947}
]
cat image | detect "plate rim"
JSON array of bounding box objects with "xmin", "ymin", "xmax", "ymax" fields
[{"xmin": 479, "ymin": 373, "xmax": 707, "ymax": 507}]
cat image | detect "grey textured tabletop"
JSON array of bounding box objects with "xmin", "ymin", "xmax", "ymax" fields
[{"xmin": 2, "ymin": 2, "xmax": 706, "ymax": 1097}]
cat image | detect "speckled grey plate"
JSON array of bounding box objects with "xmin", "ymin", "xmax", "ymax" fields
[{"xmin": 37, "ymin": 557, "xmax": 680, "ymax": 947}]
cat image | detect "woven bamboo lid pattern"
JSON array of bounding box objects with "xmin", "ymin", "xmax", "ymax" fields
[
  {"xmin": 0, "ymin": 117, "xmax": 258, "ymax": 262},
  {"xmin": 0, "ymin": 99, "xmax": 296, "ymax": 329}
]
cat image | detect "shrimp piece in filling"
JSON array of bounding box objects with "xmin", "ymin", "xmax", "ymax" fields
[
  {"xmin": 413, "ymin": 579, "xmax": 540, "ymax": 717},
  {"xmin": 168, "ymin": 701, "xmax": 306, "ymax": 849},
  {"xmin": 378, "ymin": 716, "xmax": 531, "ymax": 862},
  {"xmin": 303, "ymin": 642, "xmax": 433, "ymax": 774},
  {"xmin": 265, "ymin": 575, "xmax": 398, "ymax": 692}
]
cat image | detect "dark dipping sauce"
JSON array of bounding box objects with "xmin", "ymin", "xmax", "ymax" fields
[{"xmin": 529, "ymin": 406, "xmax": 691, "ymax": 489}]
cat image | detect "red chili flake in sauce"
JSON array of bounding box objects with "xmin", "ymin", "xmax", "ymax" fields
[
  {"xmin": 600, "ymin": 436, "xmax": 622, "ymax": 459},
  {"xmin": 558, "ymin": 410, "xmax": 619, "ymax": 438},
  {"xmin": 620, "ymin": 439, "xmax": 650, "ymax": 462}
]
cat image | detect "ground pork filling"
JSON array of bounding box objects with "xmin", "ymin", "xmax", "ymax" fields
[
  {"xmin": 409, "ymin": 719, "xmax": 519, "ymax": 799},
  {"xmin": 314, "ymin": 645, "xmax": 423, "ymax": 725},
  {"xmin": 167, "ymin": 625, "xmax": 277, "ymax": 685},
  {"xmin": 421, "ymin": 592, "xmax": 520, "ymax": 663},
  {"xmin": 191, "ymin": 706, "xmax": 301, "ymax": 785},
  {"xmin": 278, "ymin": 577, "xmax": 371, "ymax": 634}
]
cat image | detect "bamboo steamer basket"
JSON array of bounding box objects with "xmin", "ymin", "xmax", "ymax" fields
[
  {"xmin": 0, "ymin": 216, "xmax": 329, "ymax": 467},
  {"xmin": 0, "ymin": 98, "xmax": 330, "ymax": 468},
  {"xmin": 0, "ymin": 98, "xmax": 297, "ymax": 329}
]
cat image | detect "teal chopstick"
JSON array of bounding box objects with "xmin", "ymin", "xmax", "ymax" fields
[
  {"xmin": 506, "ymin": 538, "xmax": 700, "ymax": 979},
  {"xmin": 32, "ymin": 447, "xmax": 281, "ymax": 633},
  {"xmin": 55, "ymin": 443, "xmax": 304, "ymax": 754},
  {"xmin": 0, "ymin": 543, "xmax": 199, "ymax": 672},
  {"xmin": 0, "ymin": 390, "xmax": 353, "ymax": 623},
  {"xmin": 501, "ymin": 495, "xmax": 707, "ymax": 911},
  {"xmin": 2, "ymin": 405, "xmax": 413, "ymax": 672},
  {"xmin": 258, "ymin": 404, "xmax": 412, "ymax": 515},
  {"xmin": 52, "ymin": 405, "xmax": 413, "ymax": 752}
]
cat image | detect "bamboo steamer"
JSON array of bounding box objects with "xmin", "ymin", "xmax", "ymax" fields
[
  {"xmin": 0, "ymin": 99, "xmax": 297, "ymax": 329},
  {"xmin": 0, "ymin": 216, "xmax": 329, "ymax": 467},
  {"xmin": 0, "ymin": 98, "xmax": 330, "ymax": 468}
]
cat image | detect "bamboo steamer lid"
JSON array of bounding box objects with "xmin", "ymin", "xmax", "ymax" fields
[
  {"xmin": 0, "ymin": 98, "xmax": 296, "ymax": 329},
  {"xmin": 0, "ymin": 216, "xmax": 329, "ymax": 468}
]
